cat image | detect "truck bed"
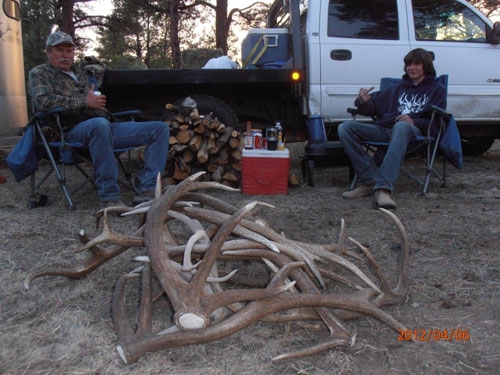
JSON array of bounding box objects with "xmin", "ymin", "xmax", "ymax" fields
[
  {"xmin": 103, "ymin": 68, "xmax": 297, "ymax": 86},
  {"xmin": 102, "ymin": 68, "xmax": 307, "ymax": 140}
]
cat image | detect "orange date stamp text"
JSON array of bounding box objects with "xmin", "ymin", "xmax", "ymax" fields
[{"xmin": 397, "ymin": 329, "xmax": 471, "ymax": 342}]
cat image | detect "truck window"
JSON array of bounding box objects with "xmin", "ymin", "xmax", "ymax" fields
[
  {"xmin": 327, "ymin": 0, "xmax": 399, "ymax": 40},
  {"xmin": 413, "ymin": 0, "xmax": 487, "ymax": 42}
]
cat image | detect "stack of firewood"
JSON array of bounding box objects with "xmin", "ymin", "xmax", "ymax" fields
[{"xmin": 163, "ymin": 103, "xmax": 243, "ymax": 187}]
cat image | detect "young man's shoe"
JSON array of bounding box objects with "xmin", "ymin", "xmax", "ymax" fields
[
  {"xmin": 342, "ymin": 184, "xmax": 374, "ymax": 199},
  {"xmin": 99, "ymin": 199, "xmax": 128, "ymax": 210},
  {"xmin": 133, "ymin": 190, "xmax": 156, "ymax": 205},
  {"xmin": 373, "ymin": 189, "xmax": 396, "ymax": 209}
]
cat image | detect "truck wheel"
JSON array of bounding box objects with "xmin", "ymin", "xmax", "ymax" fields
[
  {"xmin": 166, "ymin": 95, "xmax": 241, "ymax": 131},
  {"xmin": 461, "ymin": 137, "xmax": 495, "ymax": 155}
]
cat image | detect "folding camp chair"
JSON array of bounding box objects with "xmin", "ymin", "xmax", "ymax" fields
[
  {"xmin": 8, "ymin": 107, "xmax": 141, "ymax": 209},
  {"xmin": 347, "ymin": 74, "xmax": 462, "ymax": 195}
]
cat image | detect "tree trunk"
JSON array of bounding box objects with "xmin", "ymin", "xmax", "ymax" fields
[
  {"xmin": 58, "ymin": 0, "xmax": 75, "ymax": 37},
  {"xmin": 215, "ymin": 0, "xmax": 229, "ymax": 54},
  {"xmin": 170, "ymin": 0, "xmax": 182, "ymax": 68}
]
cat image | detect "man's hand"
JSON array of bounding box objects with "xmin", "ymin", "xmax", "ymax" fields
[
  {"xmin": 86, "ymin": 83, "xmax": 107, "ymax": 110},
  {"xmin": 395, "ymin": 114, "xmax": 414, "ymax": 125},
  {"xmin": 358, "ymin": 86, "xmax": 375, "ymax": 104}
]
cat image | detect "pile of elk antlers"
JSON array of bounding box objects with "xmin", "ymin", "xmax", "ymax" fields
[{"xmin": 25, "ymin": 173, "xmax": 410, "ymax": 364}]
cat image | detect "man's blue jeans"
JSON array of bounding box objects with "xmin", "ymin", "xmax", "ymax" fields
[
  {"xmin": 66, "ymin": 117, "xmax": 169, "ymax": 202},
  {"xmin": 338, "ymin": 120, "xmax": 421, "ymax": 192}
]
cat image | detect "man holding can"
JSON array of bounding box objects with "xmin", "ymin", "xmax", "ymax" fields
[{"xmin": 28, "ymin": 31, "xmax": 170, "ymax": 208}]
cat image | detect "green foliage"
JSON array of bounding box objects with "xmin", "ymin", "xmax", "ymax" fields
[
  {"xmin": 20, "ymin": 0, "xmax": 59, "ymax": 74},
  {"xmin": 468, "ymin": 0, "xmax": 500, "ymax": 18},
  {"xmin": 182, "ymin": 48, "xmax": 223, "ymax": 69},
  {"xmin": 96, "ymin": 0, "xmax": 172, "ymax": 68},
  {"xmin": 20, "ymin": 0, "xmax": 500, "ymax": 72}
]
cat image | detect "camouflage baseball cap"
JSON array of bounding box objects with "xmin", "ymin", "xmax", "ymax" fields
[{"xmin": 46, "ymin": 31, "xmax": 75, "ymax": 48}]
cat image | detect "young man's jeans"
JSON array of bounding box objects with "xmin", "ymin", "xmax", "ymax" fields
[
  {"xmin": 66, "ymin": 117, "xmax": 169, "ymax": 202},
  {"xmin": 338, "ymin": 120, "xmax": 421, "ymax": 192}
]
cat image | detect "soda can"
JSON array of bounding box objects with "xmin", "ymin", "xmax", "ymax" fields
[{"xmin": 253, "ymin": 130, "xmax": 263, "ymax": 149}]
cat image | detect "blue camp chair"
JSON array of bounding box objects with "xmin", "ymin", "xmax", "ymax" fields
[
  {"xmin": 347, "ymin": 74, "xmax": 462, "ymax": 195},
  {"xmin": 7, "ymin": 107, "xmax": 141, "ymax": 209}
]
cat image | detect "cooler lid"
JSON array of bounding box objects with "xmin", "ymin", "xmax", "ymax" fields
[{"xmin": 242, "ymin": 149, "xmax": 289, "ymax": 158}]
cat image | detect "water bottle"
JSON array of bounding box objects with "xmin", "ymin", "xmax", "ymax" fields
[{"xmin": 275, "ymin": 121, "xmax": 284, "ymax": 141}]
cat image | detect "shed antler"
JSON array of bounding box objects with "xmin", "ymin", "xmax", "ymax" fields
[{"xmin": 25, "ymin": 172, "xmax": 411, "ymax": 363}]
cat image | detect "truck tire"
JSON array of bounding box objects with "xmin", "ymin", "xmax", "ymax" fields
[
  {"xmin": 461, "ymin": 136, "xmax": 495, "ymax": 155},
  {"xmin": 166, "ymin": 95, "xmax": 241, "ymax": 131}
]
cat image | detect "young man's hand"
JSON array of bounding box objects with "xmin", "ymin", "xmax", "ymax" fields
[
  {"xmin": 395, "ymin": 114, "xmax": 414, "ymax": 124},
  {"xmin": 358, "ymin": 86, "xmax": 375, "ymax": 103}
]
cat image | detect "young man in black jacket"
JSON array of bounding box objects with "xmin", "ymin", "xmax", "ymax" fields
[{"xmin": 338, "ymin": 48, "xmax": 446, "ymax": 209}]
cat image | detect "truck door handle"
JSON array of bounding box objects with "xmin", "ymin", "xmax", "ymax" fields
[{"xmin": 330, "ymin": 49, "xmax": 352, "ymax": 61}]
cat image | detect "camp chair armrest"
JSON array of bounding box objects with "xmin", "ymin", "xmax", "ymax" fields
[
  {"xmin": 424, "ymin": 105, "xmax": 450, "ymax": 121},
  {"xmin": 113, "ymin": 109, "xmax": 143, "ymax": 120},
  {"xmin": 347, "ymin": 107, "xmax": 358, "ymax": 116},
  {"xmin": 347, "ymin": 107, "xmax": 378, "ymax": 122},
  {"xmin": 28, "ymin": 106, "xmax": 65, "ymax": 125}
]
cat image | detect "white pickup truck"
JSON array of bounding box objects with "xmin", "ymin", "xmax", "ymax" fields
[
  {"xmin": 102, "ymin": 0, "xmax": 500, "ymax": 155},
  {"xmin": 302, "ymin": 0, "xmax": 500, "ymax": 154}
]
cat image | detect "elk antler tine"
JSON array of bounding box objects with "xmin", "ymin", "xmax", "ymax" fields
[
  {"xmin": 336, "ymin": 218, "xmax": 346, "ymax": 256},
  {"xmin": 134, "ymin": 256, "xmax": 150, "ymax": 263},
  {"xmin": 112, "ymin": 273, "xmax": 139, "ymax": 340},
  {"xmin": 180, "ymin": 192, "xmax": 239, "ymax": 215},
  {"xmin": 168, "ymin": 210, "xmax": 208, "ymax": 238},
  {"xmin": 313, "ymin": 250, "xmax": 381, "ymax": 293},
  {"xmin": 348, "ymin": 236, "xmax": 390, "ymax": 293},
  {"xmin": 267, "ymin": 261, "xmax": 305, "ymax": 287},
  {"xmin": 207, "ymin": 269, "xmax": 238, "ymax": 283},
  {"xmin": 136, "ymin": 262, "xmax": 153, "ymax": 335},
  {"xmin": 272, "ymin": 338, "xmax": 350, "ymax": 362},
  {"xmin": 378, "ymin": 208, "xmax": 410, "ymax": 298},
  {"xmin": 121, "ymin": 206, "xmax": 150, "ymax": 216},
  {"xmin": 183, "ymin": 229, "xmax": 209, "ymax": 271},
  {"xmin": 191, "ymin": 180, "xmax": 240, "ymax": 192},
  {"xmin": 76, "ymin": 230, "xmax": 106, "ymax": 255},
  {"xmin": 155, "ymin": 172, "xmax": 162, "ymax": 199},
  {"xmin": 189, "ymin": 201, "xmax": 259, "ymax": 293},
  {"xmin": 252, "ymin": 201, "xmax": 276, "ymax": 210}
]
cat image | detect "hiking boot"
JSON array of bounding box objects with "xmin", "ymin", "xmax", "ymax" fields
[
  {"xmin": 99, "ymin": 199, "xmax": 128, "ymax": 210},
  {"xmin": 373, "ymin": 189, "xmax": 396, "ymax": 209},
  {"xmin": 342, "ymin": 184, "xmax": 374, "ymax": 199},
  {"xmin": 133, "ymin": 190, "xmax": 156, "ymax": 205}
]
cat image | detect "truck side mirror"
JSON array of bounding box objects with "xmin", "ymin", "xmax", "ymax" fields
[{"xmin": 486, "ymin": 21, "xmax": 500, "ymax": 44}]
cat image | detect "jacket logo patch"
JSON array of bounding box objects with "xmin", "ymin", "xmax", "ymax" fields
[{"xmin": 398, "ymin": 93, "xmax": 429, "ymax": 114}]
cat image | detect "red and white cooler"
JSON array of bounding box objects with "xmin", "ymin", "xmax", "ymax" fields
[{"xmin": 241, "ymin": 149, "xmax": 289, "ymax": 195}]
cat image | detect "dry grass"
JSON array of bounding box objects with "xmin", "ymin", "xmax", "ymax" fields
[{"xmin": 1, "ymin": 141, "xmax": 499, "ymax": 374}]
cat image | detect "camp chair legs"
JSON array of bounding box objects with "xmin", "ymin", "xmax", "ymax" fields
[
  {"xmin": 115, "ymin": 150, "xmax": 138, "ymax": 193},
  {"xmin": 301, "ymin": 158, "xmax": 315, "ymax": 187},
  {"xmin": 301, "ymin": 141, "xmax": 353, "ymax": 187},
  {"xmin": 31, "ymin": 122, "xmax": 78, "ymax": 209},
  {"xmin": 349, "ymin": 133, "xmax": 448, "ymax": 196},
  {"xmin": 409, "ymin": 143, "xmax": 448, "ymax": 195}
]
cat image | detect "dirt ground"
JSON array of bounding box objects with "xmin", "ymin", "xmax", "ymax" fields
[{"xmin": 0, "ymin": 140, "xmax": 499, "ymax": 375}]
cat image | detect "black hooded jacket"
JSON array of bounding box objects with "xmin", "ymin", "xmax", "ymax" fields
[{"xmin": 354, "ymin": 74, "xmax": 447, "ymax": 136}]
